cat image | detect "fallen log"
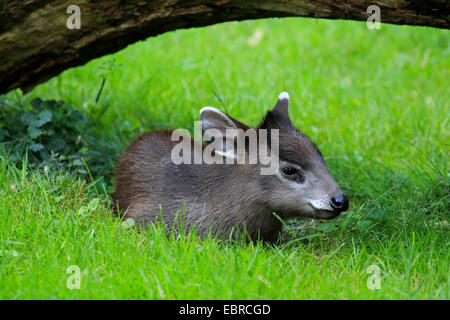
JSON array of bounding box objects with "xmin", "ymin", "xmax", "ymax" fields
[{"xmin": 0, "ymin": 0, "xmax": 448, "ymax": 94}]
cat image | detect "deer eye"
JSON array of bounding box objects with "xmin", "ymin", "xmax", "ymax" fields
[
  {"xmin": 281, "ymin": 165, "xmax": 305, "ymax": 183},
  {"xmin": 282, "ymin": 166, "xmax": 297, "ymax": 175}
]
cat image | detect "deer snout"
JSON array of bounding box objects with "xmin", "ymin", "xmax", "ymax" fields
[{"xmin": 330, "ymin": 194, "xmax": 349, "ymax": 214}]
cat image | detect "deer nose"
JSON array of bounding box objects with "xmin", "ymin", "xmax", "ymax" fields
[{"xmin": 330, "ymin": 194, "xmax": 349, "ymax": 214}]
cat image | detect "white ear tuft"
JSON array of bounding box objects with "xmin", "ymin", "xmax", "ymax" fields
[
  {"xmin": 278, "ymin": 91, "xmax": 290, "ymax": 102},
  {"xmin": 273, "ymin": 92, "xmax": 290, "ymax": 117}
]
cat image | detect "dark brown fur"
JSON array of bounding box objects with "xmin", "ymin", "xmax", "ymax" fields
[
  {"xmin": 114, "ymin": 129, "xmax": 282, "ymax": 242},
  {"xmin": 113, "ymin": 94, "xmax": 344, "ymax": 242}
]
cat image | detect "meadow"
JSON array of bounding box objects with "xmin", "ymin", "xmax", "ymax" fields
[{"xmin": 0, "ymin": 18, "xmax": 448, "ymax": 299}]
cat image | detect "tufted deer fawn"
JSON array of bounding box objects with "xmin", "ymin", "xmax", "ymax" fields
[{"xmin": 113, "ymin": 92, "xmax": 348, "ymax": 242}]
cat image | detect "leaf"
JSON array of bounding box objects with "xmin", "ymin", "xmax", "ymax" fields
[
  {"xmin": 77, "ymin": 168, "xmax": 88, "ymax": 174},
  {"xmin": 80, "ymin": 147, "xmax": 89, "ymax": 155},
  {"xmin": 88, "ymin": 198, "xmax": 100, "ymax": 211},
  {"xmin": 30, "ymin": 98, "xmax": 43, "ymax": 110},
  {"xmin": 78, "ymin": 206, "xmax": 88, "ymax": 217},
  {"xmin": 29, "ymin": 142, "xmax": 44, "ymax": 152},
  {"xmin": 317, "ymin": 221, "xmax": 336, "ymax": 232},
  {"xmin": 122, "ymin": 218, "xmax": 135, "ymax": 228},
  {"xmin": 27, "ymin": 126, "xmax": 43, "ymax": 139},
  {"xmin": 71, "ymin": 158, "xmax": 83, "ymax": 166},
  {"xmin": 71, "ymin": 110, "xmax": 88, "ymax": 123},
  {"xmin": 20, "ymin": 113, "xmax": 35, "ymax": 125},
  {"xmin": 47, "ymin": 136, "xmax": 66, "ymax": 151},
  {"xmin": 38, "ymin": 110, "xmax": 53, "ymax": 125}
]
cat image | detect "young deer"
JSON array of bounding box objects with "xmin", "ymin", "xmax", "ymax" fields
[{"xmin": 113, "ymin": 92, "xmax": 348, "ymax": 242}]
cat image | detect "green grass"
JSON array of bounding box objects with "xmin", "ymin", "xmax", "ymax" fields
[{"xmin": 0, "ymin": 18, "xmax": 449, "ymax": 299}]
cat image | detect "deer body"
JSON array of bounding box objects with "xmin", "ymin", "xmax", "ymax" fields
[{"xmin": 114, "ymin": 92, "xmax": 348, "ymax": 241}]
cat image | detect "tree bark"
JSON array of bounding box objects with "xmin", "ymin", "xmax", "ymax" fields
[{"xmin": 0, "ymin": 0, "xmax": 448, "ymax": 94}]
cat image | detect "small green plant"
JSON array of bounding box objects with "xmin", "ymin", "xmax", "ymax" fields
[
  {"xmin": 0, "ymin": 97, "xmax": 88, "ymax": 171},
  {"xmin": 0, "ymin": 96, "xmax": 120, "ymax": 188}
]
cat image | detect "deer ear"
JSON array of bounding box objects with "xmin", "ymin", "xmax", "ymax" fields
[
  {"xmin": 200, "ymin": 107, "xmax": 237, "ymax": 134},
  {"xmin": 272, "ymin": 91, "xmax": 290, "ymax": 119},
  {"xmin": 200, "ymin": 107, "xmax": 249, "ymax": 160},
  {"xmin": 200, "ymin": 107, "xmax": 249, "ymax": 134}
]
